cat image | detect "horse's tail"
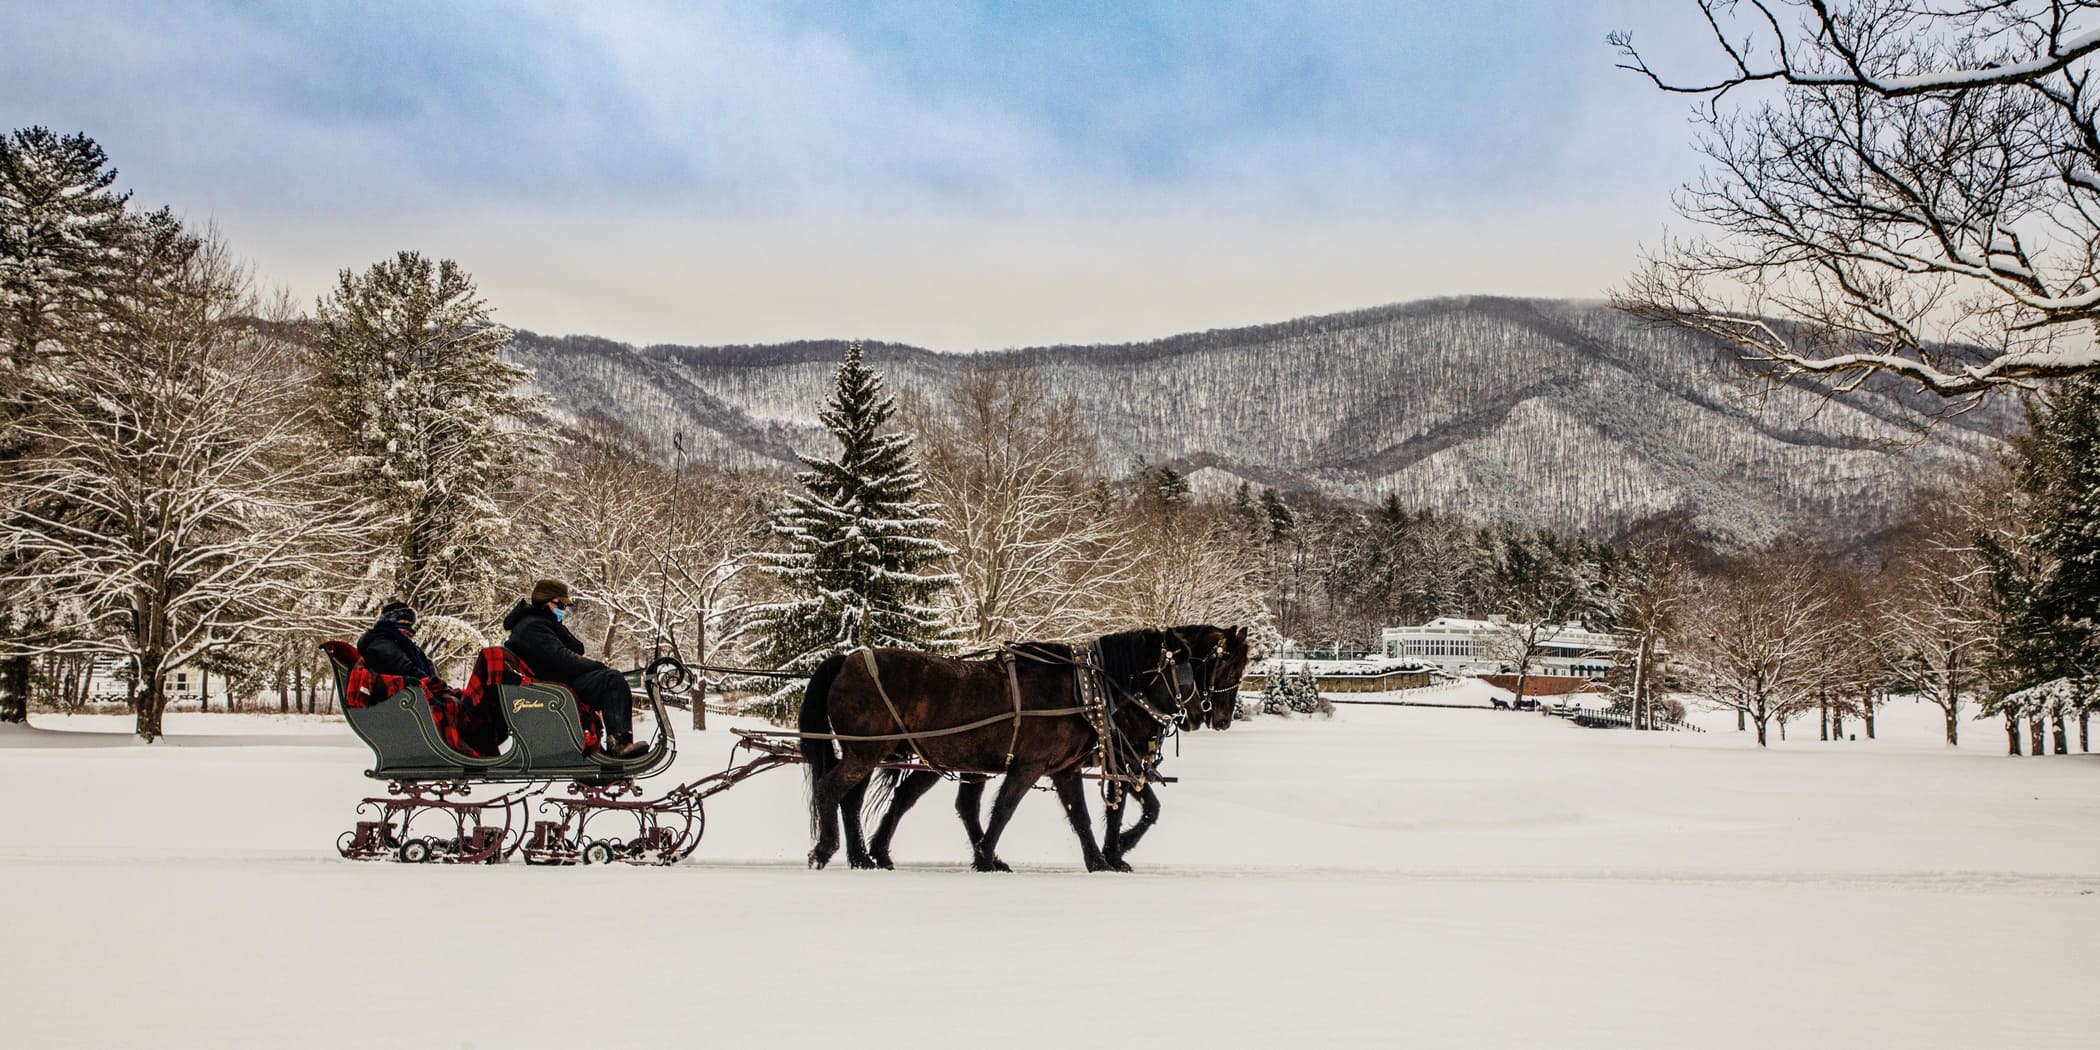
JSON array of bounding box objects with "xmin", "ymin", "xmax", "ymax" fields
[
  {"xmin": 861, "ymin": 767, "xmax": 902, "ymax": 828},
  {"xmin": 800, "ymin": 652, "xmax": 850, "ymax": 840}
]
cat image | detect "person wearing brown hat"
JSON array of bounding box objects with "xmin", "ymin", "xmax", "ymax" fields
[{"xmin": 501, "ymin": 578, "xmax": 649, "ymax": 758}]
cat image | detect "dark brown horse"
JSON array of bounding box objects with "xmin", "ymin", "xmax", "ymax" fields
[
  {"xmin": 858, "ymin": 624, "xmax": 1251, "ymax": 871},
  {"xmin": 798, "ymin": 629, "xmax": 1188, "ymax": 872}
]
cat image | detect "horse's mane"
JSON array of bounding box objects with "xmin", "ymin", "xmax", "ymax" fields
[
  {"xmin": 1008, "ymin": 640, "xmax": 1076, "ymax": 664},
  {"xmin": 1092, "ymin": 628, "xmax": 1164, "ymax": 688}
]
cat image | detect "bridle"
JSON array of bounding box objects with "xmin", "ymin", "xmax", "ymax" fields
[{"xmin": 1175, "ymin": 634, "xmax": 1238, "ymax": 725}]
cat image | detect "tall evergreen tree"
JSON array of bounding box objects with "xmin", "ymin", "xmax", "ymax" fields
[
  {"xmin": 0, "ymin": 126, "xmax": 135, "ymax": 369},
  {"xmin": 750, "ymin": 341, "xmax": 955, "ymax": 699},
  {"xmin": 1982, "ymin": 379, "xmax": 2100, "ymax": 738},
  {"xmin": 308, "ymin": 252, "xmax": 542, "ymax": 626},
  {"xmin": 0, "ymin": 128, "xmax": 163, "ymax": 721},
  {"xmin": 2022, "ymin": 378, "xmax": 2100, "ymax": 674}
]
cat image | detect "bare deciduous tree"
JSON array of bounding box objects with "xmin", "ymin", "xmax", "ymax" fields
[
  {"xmin": 542, "ymin": 415, "xmax": 773, "ymax": 727},
  {"xmin": 1603, "ymin": 538, "xmax": 1696, "ymax": 730},
  {"xmin": 0, "ymin": 239, "xmax": 376, "ymax": 739},
  {"xmin": 1876, "ymin": 466, "xmax": 2019, "ymax": 743},
  {"xmin": 1615, "ymin": 1, "xmax": 2100, "ymax": 398},
  {"xmin": 1480, "ymin": 531, "xmax": 1599, "ymax": 703},
  {"xmin": 1680, "ymin": 543, "xmax": 1843, "ymax": 746},
  {"xmin": 908, "ymin": 365, "xmax": 1136, "ymax": 643}
]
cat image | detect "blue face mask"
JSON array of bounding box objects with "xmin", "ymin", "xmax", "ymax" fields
[{"xmin": 552, "ymin": 606, "xmax": 568, "ymax": 623}]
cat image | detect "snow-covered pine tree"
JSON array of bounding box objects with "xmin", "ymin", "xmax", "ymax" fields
[
  {"xmin": 1288, "ymin": 665, "xmax": 1324, "ymax": 714},
  {"xmin": 1981, "ymin": 377, "xmax": 2100, "ymax": 747},
  {"xmin": 748, "ymin": 341, "xmax": 956, "ymax": 710},
  {"xmin": 308, "ymin": 253, "xmax": 543, "ymax": 629},
  {"xmin": 0, "ymin": 128, "xmax": 171, "ymax": 722},
  {"xmin": 0, "ymin": 127, "xmax": 135, "ymax": 369},
  {"xmin": 1261, "ymin": 669, "xmax": 1289, "ymax": 715}
]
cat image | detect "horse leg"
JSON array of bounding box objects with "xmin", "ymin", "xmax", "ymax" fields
[
  {"xmin": 1101, "ymin": 786, "xmax": 1131, "ymax": 872},
  {"xmin": 808, "ymin": 752, "xmax": 876, "ymax": 870},
  {"xmin": 840, "ymin": 778, "xmax": 876, "ymax": 870},
  {"xmin": 972, "ymin": 765, "xmax": 1045, "ymax": 873},
  {"xmin": 1051, "ymin": 769, "xmax": 1110, "ymax": 872},
  {"xmin": 868, "ymin": 770, "xmax": 943, "ymax": 869},
  {"xmin": 1104, "ymin": 781, "xmax": 1162, "ymax": 871},
  {"xmin": 954, "ymin": 773, "xmax": 988, "ymax": 848}
]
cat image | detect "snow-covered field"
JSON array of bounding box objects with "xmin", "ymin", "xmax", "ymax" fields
[{"xmin": 3, "ymin": 687, "xmax": 2096, "ymax": 1049}]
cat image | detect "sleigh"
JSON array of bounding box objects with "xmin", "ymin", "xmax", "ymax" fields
[{"xmin": 322, "ymin": 641, "xmax": 687, "ymax": 864}]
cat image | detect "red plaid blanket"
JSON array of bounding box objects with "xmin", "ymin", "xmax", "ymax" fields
[
  {"xmin": 342, "ymin": 662, "xmax": 489, "ymax": 756},
  {"xmin": 328, "ymin": 639, "xmax": 507, "ymax": 758},
  {"xmin": 475, "ymin": 647, "xmax": 604, "ymax": 753}
]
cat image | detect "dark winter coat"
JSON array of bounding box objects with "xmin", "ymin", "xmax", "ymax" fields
[
  {"xmin": 501, "ymin": 601, "xmax": 605, "ymax": 683},
  {"xmin": 356, "ymin": 621, "xmax": 438, "ymax": 681}
]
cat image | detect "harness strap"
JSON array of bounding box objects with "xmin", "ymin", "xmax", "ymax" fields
[
  {"xmin": 1087, "ymin": 641, "xmax": 1118, "ymax": 787},
  {"xmin": 857, "ymin": 646, "xmax": 951, "ymax": 775},
  {"xmin": 773, "ymin": 706, "xmax": 1088, "ymax": 742},
  {"xmin": 1002, "ymin": 651, "xmax": 1025, "ymax": 771}
]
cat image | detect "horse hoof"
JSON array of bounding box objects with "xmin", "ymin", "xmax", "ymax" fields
[
  {"xmin": 972, "ymin": 856, "xmax": 1012, "ymax": 873},
  {"xmin": 848, "ymin": 854, "xmax": 877, "ymax": 870},
  {"xmin": 808, "ymin": 851, "xmax": 831, "ymax": 870},
  {"xmin": 873, "ymin": 855, "xmax": 895, "ymax": 870},
  {"xmin": 1109, "ymin": 860, "xmax": 1133, "ymax": 873}
]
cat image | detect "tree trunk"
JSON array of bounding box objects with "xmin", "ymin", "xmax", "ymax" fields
[
  {"xmin": 2082, "ymin": 711, "xmax": 2090, "ymax": 753},
  {"xmin": 1819, "ymin": 698, "xmax": 1829, "ymax": 741},
  {"xmin": 1631, "ymin": 635, "xmax": 1651, "ymax": 731},
  {"xmin": 2052, "ymin": 713, "xmax": 2068, "ymax": 755},
  {"xmin": 1736, "ymin": 707, "xmax": 1746, "ymax": 732},
  {"xmin": 0, "ymin": 655, "xmax": 30, "ymax": 722},
  {"xmin": 1864, "ymin": 691, "xmax": 1878, "ymax": 739},
  {"xmin": 2029, "ymin": 714, "xmax": 2046, "ymax": 757},
  {"xmin": 1753, "ymin": 714, "xmax": 1769, "ymax": 747},
  {"xmin": 1943, "ymin": 706, "xmax": 1959, "ymax": 747},
  {"xmin": 1832, "ymin": 708, "xmax": 1844, "ymax": 740},
  {"xmin": 135, "ymin": 667, "xmax": 169, "ymax": 742},
  {"xmin": 692, "ymin": 615, "xmax": 707, "ymax": 732},
  {"xmin": 2007, "ymin": 711, "xmax": 2023, "ymax": 755}
]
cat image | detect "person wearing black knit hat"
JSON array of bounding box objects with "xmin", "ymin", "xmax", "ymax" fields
[
  {"xmin": 357, "ymin": 600, "xmax": 438, "ymax": 681},
  {"xmin": 501, "ymin": 578, "xmax": 648, "ymax": 758}
]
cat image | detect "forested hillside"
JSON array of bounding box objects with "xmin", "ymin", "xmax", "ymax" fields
[{"xmin": 509, "ymin": 297, "xmax": 2014, "ymax": 546}]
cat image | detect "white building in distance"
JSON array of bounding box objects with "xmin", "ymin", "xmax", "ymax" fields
[{"xmin": 1378, "ymin": 616, "xmax": 1618, "ymax": 679}]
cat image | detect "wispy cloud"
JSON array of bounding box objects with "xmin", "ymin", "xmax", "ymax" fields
[{"xmin": 1, "ymin": 1, "xmax": 1722, "ymax": 348}]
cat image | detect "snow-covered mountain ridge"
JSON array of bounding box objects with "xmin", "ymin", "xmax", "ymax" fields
[{"xmin": 507, "ymin": 296, "xmax": 2013, "ymax": 545}]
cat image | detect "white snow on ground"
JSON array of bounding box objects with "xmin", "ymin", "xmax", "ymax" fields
[{"xmin": 2, "ymin": 694, "xmax": 2097, "ymax": 1049}]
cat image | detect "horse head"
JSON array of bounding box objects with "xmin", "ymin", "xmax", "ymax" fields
[
  {"xmin": 1166, "ymin": 624, "xmax": 1253, "ymax": 730},
  {"xmin": 1090, "ymin": 628, "xmax": 1187, "ymax": 758}
]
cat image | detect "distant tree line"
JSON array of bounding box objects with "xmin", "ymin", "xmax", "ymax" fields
[{"xmin": 7, "ymin": 123, "xmax": 2098, "ymax": 752}]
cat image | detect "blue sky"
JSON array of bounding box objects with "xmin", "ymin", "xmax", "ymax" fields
[{"xmin": 1, "ymin": 1, "xmax": 1720, "ymax": 350}]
